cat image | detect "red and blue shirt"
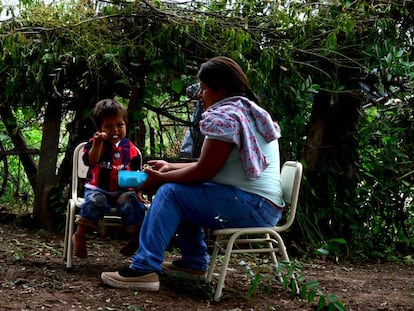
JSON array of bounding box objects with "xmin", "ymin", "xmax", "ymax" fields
[{"xmin": 82, "ymin": 137, "xmax": 141, "ymax": 192}]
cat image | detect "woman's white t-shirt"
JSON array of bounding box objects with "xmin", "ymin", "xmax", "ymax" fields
[{"xmin": 209, "ymin": 125, "xmax": 285, "ymax": 208}]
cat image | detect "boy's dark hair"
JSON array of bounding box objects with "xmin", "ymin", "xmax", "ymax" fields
[{"xmin": 92, "ymin": 98, "xmax": 128, "ymax": 129}]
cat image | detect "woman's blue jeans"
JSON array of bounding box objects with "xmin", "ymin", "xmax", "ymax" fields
[{"xmin": 130, "ymin": 182, "xmax": 282, "ymax": 273}]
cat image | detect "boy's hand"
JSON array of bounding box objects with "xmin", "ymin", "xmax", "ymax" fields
[
  {"xmin": 93, "ymin": 131, "xmax": 107, "ymax": 142},
  {"xmin": 136, "ymin": 190, "xmax": 150, "ymax": 205}
]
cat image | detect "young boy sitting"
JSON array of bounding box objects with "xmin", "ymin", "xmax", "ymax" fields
[{"xmin": 72, "ymin": 98, "xmax": 147, "ymax": 258}]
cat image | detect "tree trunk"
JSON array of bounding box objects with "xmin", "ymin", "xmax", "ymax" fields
[
  {"xmin": 33, "ymin": 98, "xmax": 62, "ymax": 229},
  {"xmin": 57, "ymin": 104, "xmax": 94, "ymax": 194},
  {"xmin": 303, "ymin": 68, "xmax": 361, "ymax": 239},
  {"xmin": 0, "ymin": 103, "xmax": 38, "ymax": 190},
  {"xmin": 304, "ymin": 92, "xmax": 331, "ymax": 176},
  {"xmin": 127, "ymin": 67, "xmax": 147, "ymax": 151}
]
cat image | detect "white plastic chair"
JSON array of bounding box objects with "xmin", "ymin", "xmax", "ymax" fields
[
  {"xmin": 206, "ymin": 160, "xmax": 303, "ymax": 301},
  {"xmin": 62, "ymin": 142, "xmax": 143, "ymax": 269},
  {"xmin": 63, "ymin": 142, "xmax": 88, "ymax": 269}
]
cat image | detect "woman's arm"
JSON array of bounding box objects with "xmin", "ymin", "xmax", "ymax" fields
[
  {"xmin": 142, "ymin": 139, "xmax": 233, "ymax": 190},
  {"xmin": 146, "ymin": 160, "xmax": 193, "ymax": 172}
]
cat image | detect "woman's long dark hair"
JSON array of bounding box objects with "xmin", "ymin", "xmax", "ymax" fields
[{"xmin": 198, "ymin": 56, "xmax": 260, "ymax": 104}]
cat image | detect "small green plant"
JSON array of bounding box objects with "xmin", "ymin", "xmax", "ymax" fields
[
  {"xmin": 240, "ymin": 259, "xmax": 346, "ymax": 310},
  {"xmin": 314, "ymin": 238, "xmax": 348, "ymax": 262},
  {"xmin": 240, "ymin": 260, "xmax": 268, "ymax": 298},
  {"xmin": 12, "ymin": 247, "xmax": 24, "ymax": 261},
  {"xmin": 277, "ymin": 260, "xmax": 346, "ymax": 311}
]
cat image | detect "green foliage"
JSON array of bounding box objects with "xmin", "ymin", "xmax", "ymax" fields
[
  {"xmin": 314, "ymin": 238, "xmax": 348, "ymax": 259},
  {"xmin": 0, "ymin": 108, "xmax": 41, "ymax": 213},
  {"xmin": 352, "ymin": 97, "xmax": 414, "ymax": 258},
  {"xmin": 345, "ymin": 35, "xmax": 414, "ymax": 258},
  {"xmin": 269, "ymin": 1, "xmax": 414, "ymax": 260}
]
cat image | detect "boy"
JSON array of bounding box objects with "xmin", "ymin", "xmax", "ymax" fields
[{"xmin": 72, "ymin": 99, "xmax": 147, "ymax": 258}]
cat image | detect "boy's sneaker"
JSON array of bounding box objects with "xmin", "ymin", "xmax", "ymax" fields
[
  {"xmin": 161, "ymin": 260, "xmax": 207, "ymax": 280},
  {"xmin": 101, "ymin": 267, "xmax": 159, "ymax": 291}
]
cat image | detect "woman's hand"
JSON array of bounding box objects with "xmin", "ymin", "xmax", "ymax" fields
[
  {"xmin": 141, "ymin": 139, "xmax": 233, "ymax": 189},
  {"xmin": 146, "ymin": 160, "xmax": 171, "ymax": 172},
  {"xmin": 139, "ymin": 167, "xmax": 164, "ymax": 192}
]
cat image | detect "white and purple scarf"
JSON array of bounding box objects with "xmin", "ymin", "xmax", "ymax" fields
[{"xmin": 200, "ymin": 96, "xmax": 281, "ymax": 179}]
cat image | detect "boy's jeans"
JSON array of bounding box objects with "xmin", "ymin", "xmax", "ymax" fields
[
  {"xmin": 79, "ymin": 189, "xmax": 146, "ymax": 227},
  {"xmin": 130, "ymin": 182, "xmax": 282, "ymax": 273}
]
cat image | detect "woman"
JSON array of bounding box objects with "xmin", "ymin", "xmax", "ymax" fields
[{"xmin": 101, "ymin": 56, "xmax": 285, "ymax": 291}]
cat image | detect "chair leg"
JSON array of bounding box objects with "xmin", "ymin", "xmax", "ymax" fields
[
  {"xmin": 65, "ymin": 201, "xmax": 76, "ymax": 270},
  {"xmin": 273, "ymin": 233, "xmax": 299, "ymax": 294},
  {"xmin": 266, "ymin": 233, "xmax": 278, "ymax": 265},
  {"xmin": 213, "ymin": 233, "xmax": 241, "ymax": 301},
  {"xmin": 206, "ymin": 243, "xmax": 220, "ymax": 283},
  {"xmin": 208, "ymin": 231, "xmax": 299, "ymax": 300},
  {"xmin": 62, "ymin": 201, "xmax": 71, "ymax": 260}
]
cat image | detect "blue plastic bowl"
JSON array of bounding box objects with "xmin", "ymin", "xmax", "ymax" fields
[{"xmin": 118, "ymin": 170, "xmax": 148, "ymax": 188}]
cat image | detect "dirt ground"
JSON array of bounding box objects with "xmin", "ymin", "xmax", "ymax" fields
[{"xmin": 0, "ymin": 217, "xmax": 413, "ymax": 311}]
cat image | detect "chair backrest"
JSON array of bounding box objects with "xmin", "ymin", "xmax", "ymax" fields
[
  {"xmin": 71, "ymin": 142, "xmax": 88, "ymax": 201},
  {"xmin": 275, "ymin": 160, "xmax": 303, "ymax": 232}
]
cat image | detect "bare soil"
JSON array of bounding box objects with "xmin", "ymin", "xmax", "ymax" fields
[{"xmin": 0, "ymin": 216, "xmax": 413, "ymax": 311}]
